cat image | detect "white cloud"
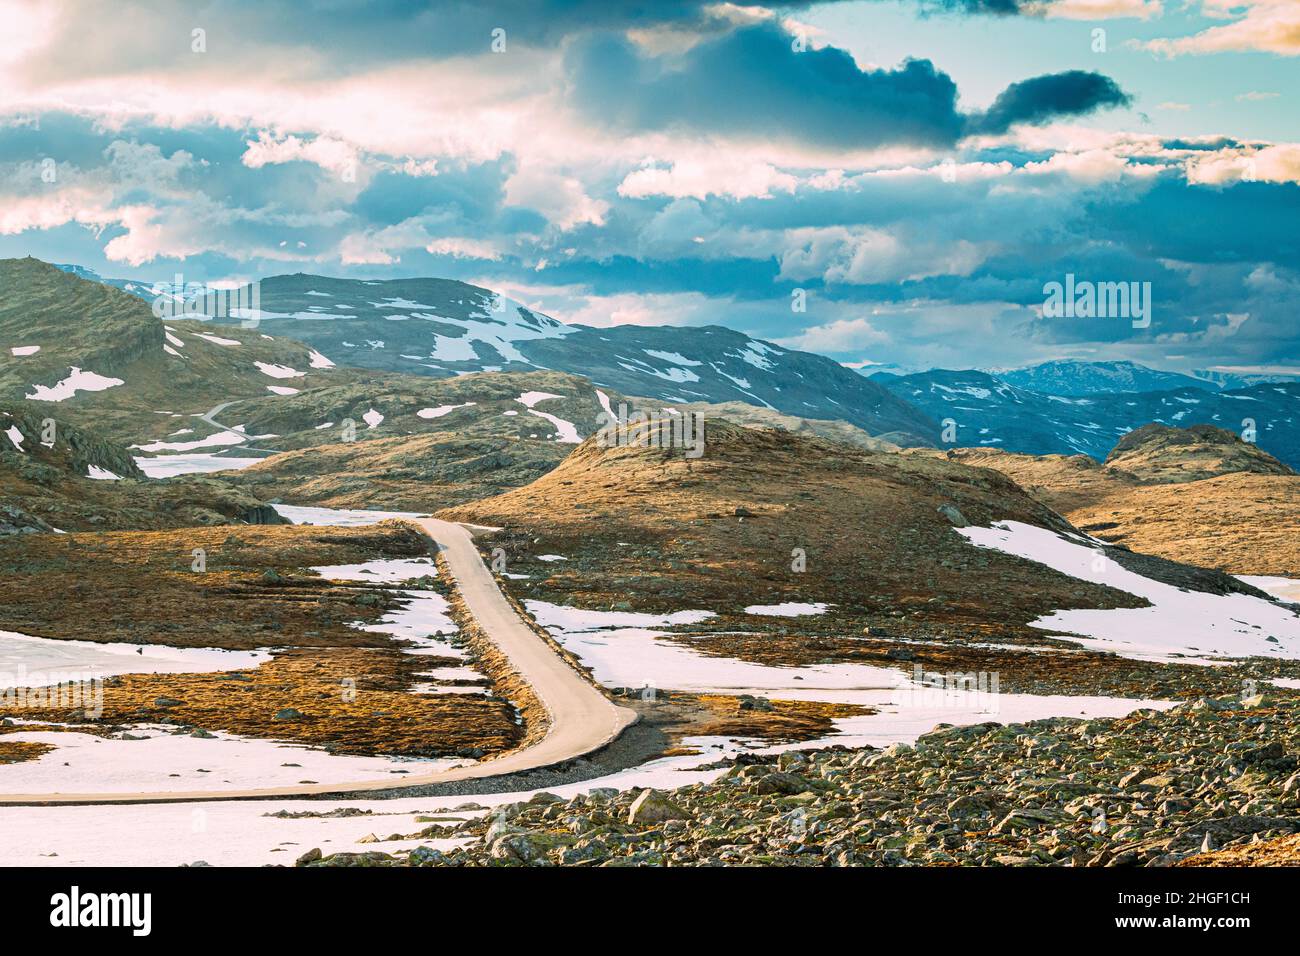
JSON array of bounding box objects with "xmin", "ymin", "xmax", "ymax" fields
[
  {"xmin": 778, "ymin": 226, "xmax": 992, "ymax": 285},
  {"xmin": 241, "ymin": 131, "xmax": 360, "ymax": 178},
  {"xmin": 425, "ymin": 237, "xmax": 503, "ymax": 260},
  {"xmin": 504, "ymin": 166, "xmax": 609, "ymax": 230},
  {"xmin": 1021, "ymin": 148, "xmax": 1134, "ymax": 184},
  {"xmin": 1029, "ymin": 0, "xmax": 1163, "ymax": 19},
  {"xmin": 1145, "ymin": 1, "xmax": 1300, "ymax": 56},
  {"xmin": 618, "ymin": 157, "xmax": 798, "ymax": 200},
  {"xmin": 781, "ymin": 316, "xmax": 890, "ymax": 353},
  {"xmin": 1185, "ymin": 143, "xmax": 1300, "ymax": 185}
]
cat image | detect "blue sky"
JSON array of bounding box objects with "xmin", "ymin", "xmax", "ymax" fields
[{"xmin": 0, "ymin": 0, "xmax": 1296, "ymax": 375}]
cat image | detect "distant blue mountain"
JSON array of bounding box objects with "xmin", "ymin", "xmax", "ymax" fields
[
  {"xmin": 877, "ymin": 367, "xmax": 1300, "ymax": 468},
  {"xmin": 995, "ymin": 360, "xmax": 1217, "ymax": 396},
  {"xmin": 1191, "ymin": 368, "xmax": 1300, "ymax": 391}
]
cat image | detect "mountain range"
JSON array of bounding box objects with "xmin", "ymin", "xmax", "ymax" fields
[
  {"xmin": 993, "ymin": 360, "xmax": 1300, "ymax": 395},
  {"xmin": 87, "ymin": 269, "xmax": 936, "ymax": 446},
  {"xmin": 876, "ymin": 368, "xmax": 1300, "ymax": 468},
  {"xmin": 28, "ymin": 261, "xmax": 1300, "ymax": 470}
]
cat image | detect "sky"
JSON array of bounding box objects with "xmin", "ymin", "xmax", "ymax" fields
[{"xmin": 0, "ymin": 0, "xmax": 1296, "ymax": 375}]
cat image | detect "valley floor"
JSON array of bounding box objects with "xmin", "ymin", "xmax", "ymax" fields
[{"xmin": 2, "ymin": 504, "xmax": 1299, "ymax": 866}]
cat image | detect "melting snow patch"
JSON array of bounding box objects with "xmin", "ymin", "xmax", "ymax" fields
[
  {"xmin": 1237, "ymin": 576, "xmax": 1300, "ymax": 603},
  {"xmin": 254, "ymin": 362, "xmax": 304, "ymax": 379},
  {"xmin": 363, "ymin": 408, "xmax": 384, "ymax": 429},
  {"xmin": 516, "ymin": 390, "xmax": 562, "ymax": 409},
  {"xmin": 132, "ymin": 430, "xmax": 247, "ymax": 453},
  {"xmin": 0, "ymin": 631, "xmax": 270, "ymax": 689},
  {"xmin": 514, "ymin": 392, "xmax": 580, "ymax": 442},
  {"xmin": 267, "ymin": 386, "xmax": 299, "ymax": 396},
  {"xmin": 307, "ymin": 349, "xmax": 335, "ymax": 369},
  {"xmin": 958, "ymin": 521, "xmax": 1300, "ymax": 662},
  {"xmin": 273, "ymin": 504, "xmax": 428, "ymax": 526},
  {"xmin": 134, "ymin": 454, "xmax": 263, "ymax": 478},
  {"xmin": 417, "ymin": 402, "xmax": 476, "ymax": 419},
  {"xmin": 10, "ymin": 345, "xmax": 40, "ymax": 356},
  {"xmin": 312, "ymin": 558, "xmax": 437, "ymax": 584},
  {"xmin": 314, "ymin": 559, "xmax": 464, "ymax": 660},
  {"xmin": 0, "ymin": 726, "xmax": 469, "ymax": 796},
  {"xmin": 643, "ymin": 349, "xmax": 701, "ymax": 366},
  {"xmin": 4, "ymin": 425, "xmax": 23, "ymax": 451},
  {"xmin": 86, "ymin": 465, "xmax": 122, "ymax": 480},
  {"xmin": 744, "ymin": 602, "xmax": 830, "ymax": 617},
  {"xmin": 26, "ymin": 368, "xmax": 124, "ymax": 402},
  {"xmin": 193, "ymin": 332, "xmax": 241, "ymax": 347}
]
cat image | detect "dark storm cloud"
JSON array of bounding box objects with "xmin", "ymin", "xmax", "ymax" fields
[
  {"xmin": 966, "ymin": 71, "xmax": 1133, "ymax": 136},
  {"xmin": 1086, "ymin": 179, "xmax": 1300, "ymax": 270},
  {"xmin": 565, "ymin": 25, "xmax": 1129, "ymax": 149}
]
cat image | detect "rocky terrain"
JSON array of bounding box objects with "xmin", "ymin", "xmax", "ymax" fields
[
  {"xmin": 300, "ymin": 689, "xmax": 1300, "ymax": 867},
  {"xmin": 628, "ymin": 398, "xmax": 900, "ymax": 452},
  {"xmin": 1, "ymin": 402, "xmax": 289, "ymax": 532},
  {"xmin": 4, "ymin": 257, "xmax": 1299, "ymax": 872},
  {"xmin": 220, "ymin": 383, "xmax": 915, "ymax": 512},
  {"xmin": 1105, "ymin": 423, "xmax": 1294, "ymax": 484}
]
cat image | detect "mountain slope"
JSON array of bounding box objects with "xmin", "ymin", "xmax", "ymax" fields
[
  {"xmin": 441, "ymin": 420, "xmax": 1269, "ymax": 678},
  {"xmin": 2, "ymin": 258, "xmax": 349, "ymax": 451},
  {"xmin": 931, "ymin": 425, "xmax": 1300, "ymax": 575},
  {"xmin": 222, "ymin": 370, "xmax": 620, "ymax": 510},
  {"xmin": 98, "ymin": 269, "xmax": 937, "ymax": 444},
  {"xmin": 997, "ymin": 360, "xmax": 1216, "ymax": 396},
  {"xmin": 1, "ymin": 403, "xmax": 285, "ymax": 532}
]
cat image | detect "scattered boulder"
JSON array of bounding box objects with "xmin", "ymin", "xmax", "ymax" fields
[
  {"xmin": 627, "ymin": 789, "xmax": 690, "ymax": 825},
  {"xmin": 936, "ymin": 503, "xmax": 967, "ymax": 526}
]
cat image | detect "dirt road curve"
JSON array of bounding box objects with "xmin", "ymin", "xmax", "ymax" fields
[{"xmin": 0, "ymin": 518, "xmax": 638, "ymax": 805}]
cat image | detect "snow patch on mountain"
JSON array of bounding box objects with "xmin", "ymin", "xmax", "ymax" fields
[{"xmin": 25, "ymin": 368, "xmax": 125, "ymax": 402}]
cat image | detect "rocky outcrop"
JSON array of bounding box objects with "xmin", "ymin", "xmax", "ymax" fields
[{"xmin": 1106, "ymin": 423, "xmax": 1294, "ymax": 484}]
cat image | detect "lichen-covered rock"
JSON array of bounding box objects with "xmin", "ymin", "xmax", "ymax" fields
[{"xmin": 627, "ymin": 789, "xmax": 690, "ymax": 825}]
